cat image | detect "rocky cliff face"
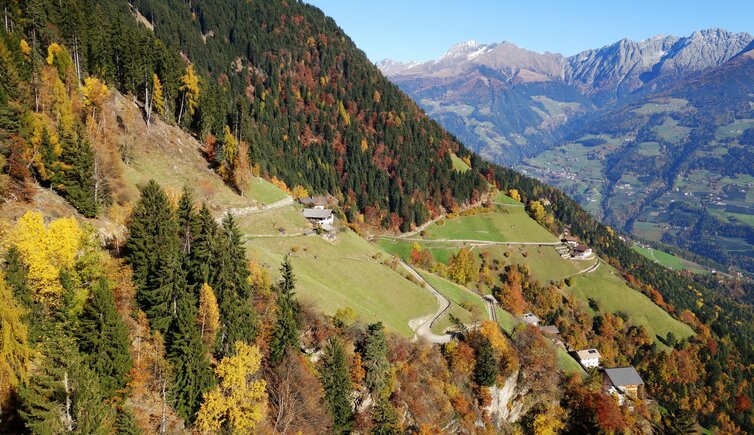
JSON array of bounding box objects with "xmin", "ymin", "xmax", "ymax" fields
[{"xmin": 566, "ymin": 29, "xmax": 752, "ymax": 100}]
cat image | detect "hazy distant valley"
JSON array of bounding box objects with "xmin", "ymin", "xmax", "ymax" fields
[{"xmin": 379, "ymin": 29, "xmax": 754, "ymax": 274}]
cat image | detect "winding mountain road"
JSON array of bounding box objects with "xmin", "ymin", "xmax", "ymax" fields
[{"xmin": 401, "ymin": 260, "xmax": 452, "ymax": 344}]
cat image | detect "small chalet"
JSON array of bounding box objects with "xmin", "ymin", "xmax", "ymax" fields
[
  {"xmin": 575, "ymin": 348, "xmax": 601, "ymax": 369},
  {"xmin": 299, "ymin": 195, "xmax": 339, "ymax": 209},
  {"xmin": 571, "ymin": 244, "xmax": 593, "ymax": 259},
  {"xmin": 563, "ymin": 235, "xmax": 580, "ymax": 246},
  {"xmin": 519, "ymin": 312, "xmax": 541, "ymax": 327},
  {"xmin": 603, "ymin": 367, "xmax": 644, "ymax": 404},
  {"xmin": 302, "ymin": 208, "xmax": 335, "ymax": 226}
]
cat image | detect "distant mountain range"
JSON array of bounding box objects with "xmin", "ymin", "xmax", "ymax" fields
[{"xmin": 379, "ymin": 29, "xmax": 754, "ymax": 274}]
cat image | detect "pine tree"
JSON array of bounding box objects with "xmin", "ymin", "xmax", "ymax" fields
[
  {"xmin": 213, "ymin": 213, "xmax": 256, "ymax": 356},
  {"xmin": 371, "ymin": 396, "xmax": 400, "ymax": 435},
  {"xmin": 474, "ymin": 337, "xmax": 498, "ymax": 387},
  {"xmin": 362, "ymin": 322, "xmax": 389, "ymax": 396},
  {"xmin": 187, "ymin": 204, "xmax": 218, "ymax": 287},
  {"xmin": 269, "ymin": 257, "xmax": 299, "ymax": 364},
  {"xmin": 126, "ymin": 180, "xmax": 183, "ymax": 334},
  {"xmin": 320, "ymin": 339, "xmax": 353, "ymax": 434},
  {"xmin": 165, "ymin": 287, "xmax": 212, "ymax": 422},
  {"xmin": 176, "ymin": 186, "xmax": 195, "ymax": 257},
  {"xmin": 18, "ymin": 326, "xmax": 115, "ymax": 434},
  {"xmin": 126, "ymin": 180, "xmax": 178, "ymax": 288},
  {"xmin": 56, "ymin": 132, "xmax": 98, "ymax": 217},
  {"xmin": 77, "ymin": 277, "xmax": 132, "ymax": 398}
]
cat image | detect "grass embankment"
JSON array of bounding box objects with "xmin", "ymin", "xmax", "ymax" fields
[
  {"xmin": 423, "ymin": 208, "xmax": 559, "ymax": 243},
  {"xmin": 450, "ymin": 153, "xmax": 471, "ymax": 172},
  {"xmin": 632, "ymin": 245, "xmax": 706, "ymax": 274},
  {"xmin": 241, "ymin": 211, "xmax": 437, "ymax": 337},
  {"xmin": 493, "ymin": 192, "xmax": 524, "ymax": 206},
  {"xmin": 418, "ymin": 272, "xmax": 487, "ymax": 334},
  {"xmin": 564, "ymin": 263, "xmax": 694, "ymax": 346}
]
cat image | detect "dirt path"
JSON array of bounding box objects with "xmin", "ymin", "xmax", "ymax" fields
[
  {"xmin": 382, "ymin": 236, "xmax": 562, "ymax": 247},
  {"xmin": 396, "ymin": 214, "xmax": 446, "ymax": 238},
  {"xmin": 401, "ymin": 261, "xmax": 452, "ymax": 344},
  {"xmin": 217, "ymin": 195, "xmax": 294, "ymax": 222}
]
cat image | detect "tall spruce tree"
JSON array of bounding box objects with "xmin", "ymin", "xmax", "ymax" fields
[
  {"xmin": 320, "ymin": 339, "xmax": 353, "ymax": 434},
  {"xmin": 77, "ymin": 277, "xmax": 132, "ymax": 398},
  {"xmin": 362, "ymin": 322, "xmax": 389, "ymax": 396},
  {"xmin": 126, "ymin": 180, "xmax": 178, "ymax": 288},
  {"xmin": 474, "ymin": 336, "xmax": 498, "ymax": 387},
  {"xmin": 176, "ymin": 186, "xmax": 195, "ymax": 257},
  {"xmin": 55, "ymin": 132, "xmax": 98, "ymax": 217},
  {"xmin": 165, "ymin": 288, "xmax": 213, "ymax": 422},
  {"xmin": 213, "ymin": 213, "xmax": 256, "ymax": 356},
  {"xmin": 18, "ymin": 325, "xmax": 115, "ymax": 434},
  {"xmin": 126, "ymin": 180, "xmax": 183, "ymax": 334},
  {"xmin": 371, "ymin": 396, "xmax": 400, "ymax": 435},
  {"xmin": 187, "ymin": 204, "xmax": 218, "ymax": 287},
  {"xmin": 269, "ymin": 257, "xmax": 299, "ymax": 364}
]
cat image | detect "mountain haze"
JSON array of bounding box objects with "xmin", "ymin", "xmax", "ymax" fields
[{"xmin": 379, "ymin": 29, "xmax": 754, "ymax": 275}]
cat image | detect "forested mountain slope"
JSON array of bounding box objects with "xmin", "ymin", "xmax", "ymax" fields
[{"xmin": 0, "ymin": 0, "xmax": 753, "ymax": 432}]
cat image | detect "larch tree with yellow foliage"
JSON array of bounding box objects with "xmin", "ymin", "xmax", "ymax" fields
[
  {"xmin": 195, "ymin": 341, "xmax": 267, "ymax": 433},
  {"xmin": 178, "ymin": 64, "xmax": 200, "ymax": 125},
  {"xmin": 81, "ymin": 76, "xmax": 110, "ymax": 118},
  {"xmin": 9, "ymin": 211, "xmax": 82, "ymax": 305},
  {"xmin": 0, "ymin": 272, "xmax": 33, "ymax": 413},
  {"xmin": 152, "ymin": 73, "xmax": 165, "ymax": 117},
  {"xmin": 197, "ymin": 283, "xmax": 220, "ymax": 350}
]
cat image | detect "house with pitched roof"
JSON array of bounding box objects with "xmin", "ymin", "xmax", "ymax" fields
[{"xmin": 603, "ymin": 367, "xmax": 644, "ymax": 404}]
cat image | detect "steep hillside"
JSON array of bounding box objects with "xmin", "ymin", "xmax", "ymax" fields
[
  {"xmin": 1, "ymin": 1, "xmax": 754, "ymax": 432},
  {"xmin": 518, "ymin": 52, "xmax": 754, "ymax": 274}
]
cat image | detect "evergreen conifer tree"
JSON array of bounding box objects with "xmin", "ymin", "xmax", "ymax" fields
[
  {"xmin": 18, "ymin": 326, "xmax": 115, "ymax": 434},
  {"xmin": 187, "ymin": 204, "xmax": 218, "ymax": 287},
  {"xmin": 269, "ymin": 257, "xmax": 299, "ymax": 364},
  {"xmin": 362, "ymin": 322, "xmax": 389, "ymax": 396},
  {"xmin": 77, "ymin": 277, "xmax": 132, "ymax": 398},
  {"xmin": 474, "ymin": 337, "xmax": 498, "ymax": 387},
  {"xmin": 126, "ymin": 180, "xmax": 184, "ymax": 334},
  {"xmin": 56, "ymin": 133, "xmax": 98, "ymax": 217},
  {"xmin": 126, "ymin": 180, "xmax": 179, "ymax": 288},
  {"xmin": 320, "ymin": 339, "xmax": 353, "ymax": 434},
  {"xmin": 213, "ymin": 213, "xmax": 256, "ymax": 356},
  {"xmin": 371, "ymin": 396, "xmax": 400, "ymax": 435},
  {"xmin": 176, "ymin": 186, "xmax": 195, "ymax": 257},
  {"xmin": 165, "ymin": 287, "xmax": 213, "ymax": 422}
]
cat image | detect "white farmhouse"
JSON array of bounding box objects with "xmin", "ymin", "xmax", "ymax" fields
[
  {"xmin": 302, "ymin": 208, "xmax": 335, "ymax": 226},
  {"xmin": 575, "ymin": 348, "xmax": 601, "ymax": 369}
]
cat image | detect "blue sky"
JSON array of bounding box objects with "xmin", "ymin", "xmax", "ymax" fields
[{"xmin": 306, "ymin": 1, "xmax": 754, "ymax": 62}]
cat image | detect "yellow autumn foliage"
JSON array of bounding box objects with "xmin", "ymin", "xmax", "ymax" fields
[
  {"xmin": 180, "ymin": 64, "xmax": 200, "ymax": 117},
  {"xmin": 195, "ymin": 341, "xmax": 267, "ymax": 433},
  {"xmin": 9, "ymin": 212, "xmax": 82, "ymax": 304},
  {"xmin": 0, "ymin": 272, "xmax": 33, "ymax": 410},
  {"xmin": 81, "ymin": 76, "xmax": 110, "ymax": 115},
  {"xmin": 198, "ymin": 283, "xmax": 220, "ymax": 349}
]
